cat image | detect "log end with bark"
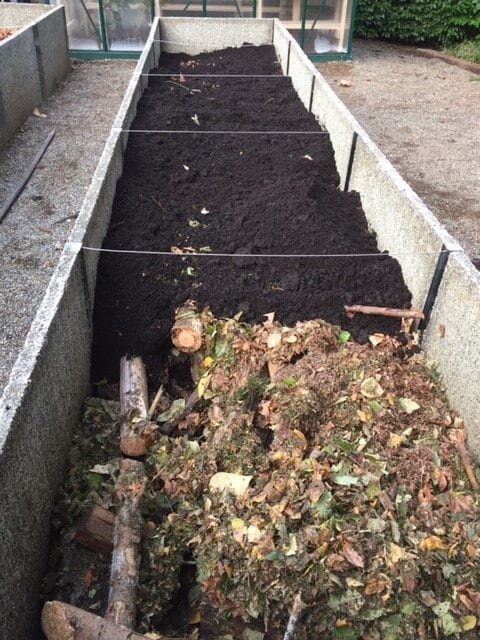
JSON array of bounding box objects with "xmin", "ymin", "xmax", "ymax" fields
[
  {"xmin": 119, "ymin": 357, "xmax": 149, "ymax": 458},
  {"xmin": 171, "ymin": 300, "xmax": 203, "ymax": 353}
]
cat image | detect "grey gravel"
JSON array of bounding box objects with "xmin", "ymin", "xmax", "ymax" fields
[
  {"xmin": 0, "ymin": 59, "xmax": 134, "ymax": 397},
  {"xmin": 318, "ymin": 40, "xmax": 480, "ymax": 259}
]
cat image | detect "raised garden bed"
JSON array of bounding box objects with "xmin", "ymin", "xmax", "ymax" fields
[
  {"xmin": 0, "ymin": 3, "xmax": 69, "ymax": 149},
  {"xmin": 91, "ymin": 45, "xmax": 411, "ymax": 386}
]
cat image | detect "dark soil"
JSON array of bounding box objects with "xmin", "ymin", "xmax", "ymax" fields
[{"xmin": 92, "ymin": 45, "xmax": 411, "ymax": 385}]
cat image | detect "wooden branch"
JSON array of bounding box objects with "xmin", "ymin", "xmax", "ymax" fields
[
  {"xmin": 344, "ymin": 305, "xmax": 424, "ymax": 320},
  {"xmin": 451, "ymin": 429, "xmax": 479, "ymax": 490},
  {"xmin": 283, "ymin": 592, "xmax": 306, "ymax": 640},
  {"xmin": 147, "ymin": 384, "xmax": 164, "ymax": 419},
  {"xmin": 119, "ymin": 356, "xmax": 149, "ymax": 457},
  {"xmin": 41, "ymin": 601, "xmax": 148, "ymax": 640},
  {"xmin": 159, "ymin": 389, "xmax": 200, "ymax": 436},
  {"xmin": 74, "ymin": 506, "xmax": 114, "ymax": 555},
  {"xmin": 106, "ymin": 458, "xmax": 147, "ymax": 628},
  {"xmin": 171, "ymin": 300, "xmax": 203, "ymax": 353}
]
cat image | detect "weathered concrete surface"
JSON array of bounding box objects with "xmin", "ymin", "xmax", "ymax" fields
[
  {"xmin": 0, "ymin": 6, "xmax": 70, "ymax": 149},
  {"xmin": 423, "ymin": 251, "xmax": 480, "ymax": 459},
  {"xmin": 0, "ymin": 19, "xmax": 159, "ymax": 640}
]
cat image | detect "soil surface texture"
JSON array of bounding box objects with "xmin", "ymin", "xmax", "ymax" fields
[{"xmin": 92, "ymin": 45, "xmax": 411, "ymax": 385}]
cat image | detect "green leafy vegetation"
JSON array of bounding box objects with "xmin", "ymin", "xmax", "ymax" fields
[
  {"xmin": 355, "ymin": 0, "xmax": 480, "ymax": 46},
  {"xmin": 446, "ymin": 37, "xmax": 480, "ymax": 63}
]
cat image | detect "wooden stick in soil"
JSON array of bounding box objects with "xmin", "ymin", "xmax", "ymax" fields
[
  {"xmin": 283, "ymin": 591, "xmax": 307, "ymax": 640},
  {"xmin": 451, "ymin": 429, "xmax": 479, "ymax": 490},
  {"xmin": 147, "ymin": 383, "xmax": 164, "ymax": 419},
  {"xmin": 106, "ymin": 458, "xmax": 147, "ymax": 628},
  {"xmin": 344, "ymin": 304, "xmax": 424, "ymax": 320},
  {"xmin": 41, "ymin": 601, "xmax": 149, "ymax": 640},
  {"xmin": 74, "ymin": 505, "xmax": 115, "ymax": 555},
  {"xmin": 119, "ymin": 356, "xmax": 149, "ymax": 457},
  {"xmin": 171, "ymin": 299, "xmax": 203, "ymax": 353}
]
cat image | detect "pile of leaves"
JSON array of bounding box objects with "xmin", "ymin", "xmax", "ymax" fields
[
  {"xmin": 50, "ymin": 311, "xmax": 480, "ymax": 639},
  {"xmin": 138, "ymin": 312, "xmax": 480, "ymax": 639}
]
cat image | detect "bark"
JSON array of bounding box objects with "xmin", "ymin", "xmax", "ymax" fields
[
  {"xmin": 74, "ymin": 506, "xmax": 114, "ymax": 555},
  {"xmin": 344, "ymin": 305, "xmax": 424, "ymax": 320},
  {"xmin": 105, "ymin": 458, "xmax": 147, "ymax": 628},
  {"xmin": 119, "ymin": 356, "xmax": 149, "ymax": 457},
  {"xmin": 171, "ymin": 300, "xmax": 203, "ymax": 353},
  {"xmin": 41, "ymin": 601, "xmax": 147, "ymax": 640},
  {"xmin": 283, "ymin": 591, "xmax": 306, "ymax": 640},
  {"xmin": 451, "ymin": 429, "xmax": 479, "ymax": 490}
]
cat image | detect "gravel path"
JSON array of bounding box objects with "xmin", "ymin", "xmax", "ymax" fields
[
  {"xmin": 318, "ymin": 40, "xmax": 480, "ymax": 260},
  {"xmin": 0, "ymin": 59, "xmax": 134, "ymax": 397}
]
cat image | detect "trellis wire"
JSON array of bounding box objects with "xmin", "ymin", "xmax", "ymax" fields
[
  {"xmin": 82, "ymin": 246, "xmax": 461, "ymax": 259},
  {"xmin": 114, "ymin": 129, "xmax": 328, "ymax": 135},
  {"xmin": 141, "ymin": 73, "xmax": 289, "ymax": 78}
]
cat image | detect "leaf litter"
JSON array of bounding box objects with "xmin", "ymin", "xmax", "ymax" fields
[{"xmin": 49, "ymin": 310, "xmax": 479, "ymax": 639}]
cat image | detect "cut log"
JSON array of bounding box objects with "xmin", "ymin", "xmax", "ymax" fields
[
  {"xmin": 171, "ymin": 300, "xmax": 203, "ymax": 353},
  {"xmin": 344, "ymin": 305, "xmax": 424, "ymax": 320},
  {"xmin": 74, "ymin": 506, "xmax": 114, "ymax": 555},
  {"xmin": 119, "ymin": 356, "xmax": 148, "ymax": 457},
  {"xmin": 41, "ymin": 601, "xmax": 148, "ymax": 640},
  {"xmin": 106, "ymin": 458, "xmax": 147, "ymax": 628}
]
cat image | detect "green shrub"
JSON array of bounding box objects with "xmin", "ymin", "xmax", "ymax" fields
[{"xmin": 355, "ymin": 0, "xmax": 480, "ymax": 46}]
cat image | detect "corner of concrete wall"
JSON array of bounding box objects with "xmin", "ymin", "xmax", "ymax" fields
[
  {"xmin": 0, "ymin": 27, "xmax": 43, "ymax": 149},
  {"xmin": 0, "ymin": 247, "xmax": 90, "ymax": 639},
  {"xmin": 272, "ymin": 19, "xmax": 290, "ymax": 74},
  {"xmin": 33, "ymin": 6, "xmax": 70, "ymax": 100},
  {"xmin": 422, "ymin": 252, "xmax": 480, "ymax": 459}
]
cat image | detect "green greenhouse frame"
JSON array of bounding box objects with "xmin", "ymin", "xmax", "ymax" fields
[{"xmin": 45, "ymin": 0, "xmax": 357, "ymax": 62}]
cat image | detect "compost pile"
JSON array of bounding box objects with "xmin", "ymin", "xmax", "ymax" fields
[
  {"xmin": 92, "ymin": 45, "xmax": 411, "ymax": 386},
  {"xmin": 50, "ymin": 309, "xmax": 480, "ymax": 640}
]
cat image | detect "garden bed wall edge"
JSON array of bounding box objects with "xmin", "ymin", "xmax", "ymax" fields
[
  {"xmin": 0, "ymin": 19, "xmax": 160, "ymax": 640},
  {"xmin": 0, "ymin": 4, "xmax": 70, "ymax": 149}
]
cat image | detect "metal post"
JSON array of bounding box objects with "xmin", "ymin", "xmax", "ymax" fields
[
  {"xmin": 97, "ymin": 0, "xmax": 109, "ymax": 53},
  {"xmin": 202, "ymin": 0, "xmax": 208, "ymax": 16},
  {"xmin": 300, "ymin": 0, "xmax": 308, "ymax": 51},
  {"xmin": 150, "ymin": 0, "xmax": 156, "ymax": 20}
]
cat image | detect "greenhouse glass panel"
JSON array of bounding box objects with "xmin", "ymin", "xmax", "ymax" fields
[
  {"xmin": 106, "ymin": 0, "xmax": 152, "ymax": 51},
  {"xmin": 159, "ymin": 0, "xmax": 255, "ymax": 19},
  {"xmin": 53, "ymin": 0, "xmax": 102, "ymax": 51},
  {"xmin": 300, "ymin": 0, "xmax": 354, "ymax": 58}
]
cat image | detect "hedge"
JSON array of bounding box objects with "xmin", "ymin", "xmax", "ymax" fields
[{"xmin": 355, "ymin": 0, "xmax": 480, "ymax": 45}]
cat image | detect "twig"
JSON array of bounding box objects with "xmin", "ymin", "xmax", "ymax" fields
[
  {"xmin": 451, "ymin": 429, "xmax": 479, "ymax": 490},
  {"xmin": 344, "ymin": 304, "xmax": 424, "ymax": 320},
  {"xmin": 147, "ymin": 384, "xmax": 164, "ymax": 420},
  {"xmin": 151, "ymin": 196, "xmax": 168, "ymax": 212},
  {"xmin": 166, "ymin": 79, "xmax": 192, "ymax": 91},
  {"xmin": 283, "ymin": 592, "xmax": 306, "ymax": 640},
  {"xmin": 160, "ymin": 389, "xmax": 200, "ymax": 436}
]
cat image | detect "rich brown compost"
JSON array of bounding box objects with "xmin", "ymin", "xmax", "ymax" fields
[{"xmin": 91, "ymin": 45, "xmax": 411, "ymax": 385}]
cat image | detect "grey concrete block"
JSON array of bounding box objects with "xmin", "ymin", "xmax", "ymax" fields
[
  {"xmin": 272, "ymin": 18, "xmax": 290, "ymax": 74},
  {"xmin": 349, "ymin": 134, "xmax": 459, "ymax": 309},
  {"xmin": 0, "ymin": 248, "xmax": 90, "ymax": 639},
  {"xmin": 0, "ymin": 27, "xmax": 43, "ymax": 149},
  {"xmin": 33, "ymin": 6, "xmax": 70, "ymax": 99},
  {"xmin": 423, "ymin": 251, "xmax": 480, "ymax": 459},
  {"xmin": 158, "ymin": 17, "xmax": 273, "ymax": 55},
  {"xmin": 0, "ymin": 6, "xmax": 69, "ymax": 149}
]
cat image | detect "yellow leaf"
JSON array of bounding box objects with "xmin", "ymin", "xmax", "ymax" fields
[
  {"xmin": 360, "ymin": 376, "xmax": 384, "ymax": 399},
  {"xmin": 189, "ymin": 610, "xmax": 202, "ymax": 624},
  {"xmin": 197, "ymin": 373, "xmax": 212, "ymax": 398},
  {"xmin": 202, "ymin": 356, "xmax": 214, "ymax": 368},
  {"xmin": 461, "ymin": 615, "xmax": 477, "ymax": 631},
  {"xmin": 230, "ymin": 518, "xmax": 246, "ymax": 530},
  {"xmin": 210, "ymin": 472, "xmax": 252, "ymax": 496},
  {"xmin": 356, "ymin": 409, "xmax": 371, "ymax": 423},
  {"xmin": 388, "ymin": 434, "xmax": 403, "ymax": 449},
  {"xmin": 389, "ymin": 543, "xmax": 406, "ymax": 565},
  {"xmin": 284, "ymin": 534, "xmax": 298, "ymax": 557},
  {"xmin": 368, "ymin": 333, "xmax": 385, "ymax": 347},
  {"xmin": 418, "ymin": 536, "xmax": 447, "ymax": 552},
  {"xmin": 267, "ymin": 332, "xmax": 282, "ymax": 348},
  {"xmin": 293, "ymin": 429, "xmax": 307, "ymax": 444}
]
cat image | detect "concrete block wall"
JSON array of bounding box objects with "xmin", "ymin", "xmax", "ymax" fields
[
  {"xmin": 0, "ymin": 19, "xmax": 160, "ymax": 639},
  {"xmin": 0, "ymin": 4, "xmax": 70, "ymax": 149}
]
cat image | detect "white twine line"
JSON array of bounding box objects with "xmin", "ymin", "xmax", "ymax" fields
[
  {"xmin": 153, "ymin": 39, "xmax": 262, "ymax": 47},
  {"xmin": 142, "ymin": 73, "xmax": 287, "ymax": 77},
  {"xmin": 82, "ymin": 246, "xmax": 462, "ymax": 259},
  {"xmin": 113, "ymin": 128, "xmax": 328, "ymax": 135}
]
